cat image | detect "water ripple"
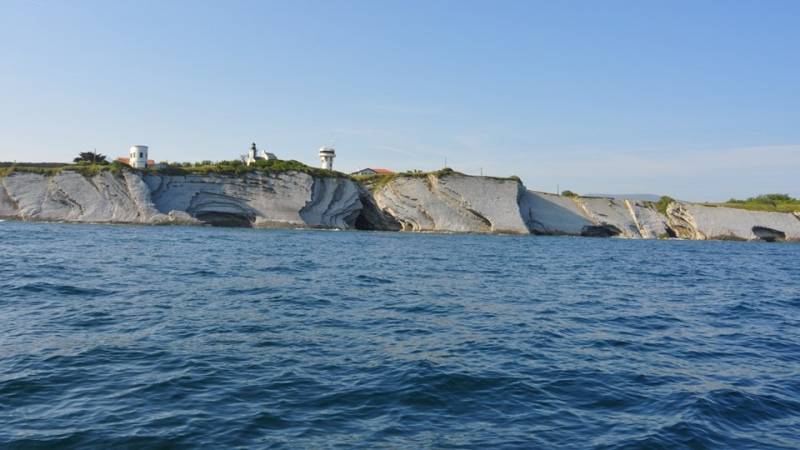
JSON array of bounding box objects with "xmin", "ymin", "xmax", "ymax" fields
[{"xmin": 1, "ymin": 223, "xmax": 799, "ymax": 448}]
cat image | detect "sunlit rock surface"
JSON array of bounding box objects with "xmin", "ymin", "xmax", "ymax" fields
[
  {"xmin": 2, "ymin": 169, "xmax": 798, "ymax": 241},
  {"xmin": 2, "ymin": 171, "xmax": 145, "ymax": 223},
  {"xmin": 0, "ymin": 170, "xmax": 364, "ymax": 229},
  {"xmin": 667, "ymin": 203, "xmax": 800, "ymax": 242},
  {"xmin": 625, "ymin": 200, "xmax": 673, "ymax": 239},
  {"xmin": 373, "ymin": 175, "xmax": 529, "ymax": 234},
  {"xmin": 519, "ymin": 191, "xmax": 595, "ymax": 235}
]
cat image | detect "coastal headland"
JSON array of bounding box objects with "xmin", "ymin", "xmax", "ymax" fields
[{"xmin": 1, "ymin": 165, "xmax": 799, "ymax": 242}]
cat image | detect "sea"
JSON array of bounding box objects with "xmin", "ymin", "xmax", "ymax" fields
[{"xmin": 1, "ymin": 221, "xmax": 799, "ymax": 449}]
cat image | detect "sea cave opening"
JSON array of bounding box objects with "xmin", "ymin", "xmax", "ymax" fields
[{"xmin": 194, "ymin": 212, "xmax": 255, "ymax": 228}]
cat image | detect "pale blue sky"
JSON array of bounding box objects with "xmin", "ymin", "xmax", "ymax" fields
[{"xmin": 1, "ymin": 0, "xmax": 798, "ymax": 201}]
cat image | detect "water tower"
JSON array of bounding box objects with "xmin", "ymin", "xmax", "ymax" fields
[
  {"xmin": 129, "ymin": 145, "xmax": 149, "ymax": 168},
  {"xmin": 319, "ymin": 146, "xmax": 335, "ymax": 170}
]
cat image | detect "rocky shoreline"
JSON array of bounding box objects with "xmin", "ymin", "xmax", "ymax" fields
[{"xmin": 2, "ymin": 169, "xmax": 799, "ymax": 242}]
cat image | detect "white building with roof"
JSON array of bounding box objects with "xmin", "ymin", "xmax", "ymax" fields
[{"xmin": 246, "ymin": 143, "xmax": 277, "ymax": 165}]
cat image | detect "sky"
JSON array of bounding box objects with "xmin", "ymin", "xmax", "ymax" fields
[{"xmin": 1, "ymin": 0, "xmax": 798, "ymax": 202}]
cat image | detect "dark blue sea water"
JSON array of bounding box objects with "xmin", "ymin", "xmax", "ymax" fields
[{"xmin": 1, "ymin": 221, "xmax": 799, "ymax": 449}]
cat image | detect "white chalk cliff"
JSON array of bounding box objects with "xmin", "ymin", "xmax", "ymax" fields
[
  {"xmin": 371, "ymin": 174, "xmax": 529, "ymax": 234},
  {"xmin": 2, "ymin": 169, "xmax": 799, "ymax": 241},
  {"xmin": 667, "ymin": 203, "xmax": 800, "ymax": 242},
  {"xmin": 0, "ymin": 170, "xmax": 364, "ymax": 229},
  {"xmin": 519, "ymin": 192, "xmax": 671, "ymax": 238}
]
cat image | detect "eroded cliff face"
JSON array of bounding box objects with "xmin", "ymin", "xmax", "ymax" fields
[
  {"xmin": 2, "ymin": 169, "xmax": 799, "ymax": 241},
  {"xmin": 667, "ymin": 203, "xmax": 800, "ymax": 242},
  {"xmin": 519, "ymin": 191, "xmax": 595, "ymax": 235},
  {"xmin": 0, "ymin": 171, "xmax": 172, "ymax": 224},
  {"xmin": 0, "ymin": 170, "xmax": 366, "ymax": 229},
  {"xmin": 518, "ymin": 192, "xmax": 671, "ymax": 238},
  {"xmin": 371, "ymin": 174, "xmax": 529, "ymax": 234}
]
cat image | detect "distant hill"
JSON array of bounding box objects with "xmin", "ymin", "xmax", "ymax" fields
[{"xmin": 585, "ymin": 193, "xmax": 663, "ymax": 202}]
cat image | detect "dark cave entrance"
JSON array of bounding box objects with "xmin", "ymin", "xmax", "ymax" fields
[
  {"xmin": 580, "ymin": 224, "xmax": 622, "ymax": 238},
  {"xmin": 194, "ymin": 212, "xmax": 255, "ymax": 228}
]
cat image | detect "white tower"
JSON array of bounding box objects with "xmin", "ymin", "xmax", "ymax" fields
[
  {"xmin": 129, "ymin": 145, "xmax": 149, "ymax": 168},
  {"xmin": 247, "ymin": 143, "xmax": 257, "ymax": 166},
  {"xmin": 319, "ymin": 146, "xmax": 335, "ymax": 170}
]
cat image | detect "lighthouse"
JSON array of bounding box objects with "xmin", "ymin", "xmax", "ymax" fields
[
  {"xmin": 129, "ymin": 145, "xmax": 149, "ymax": 168},
  {"xmin": 319, "ymin": 146, "xmax": 335, "ymax": 170}
]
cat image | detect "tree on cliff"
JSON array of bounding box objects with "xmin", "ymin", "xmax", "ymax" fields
[{"xmin": 73, "ymin": 151, "xmax": 109, "ymax": 165}]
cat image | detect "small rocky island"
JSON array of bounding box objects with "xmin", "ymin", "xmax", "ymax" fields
[{"xmin": 1, "ymin": 161, "xmax": 799, "ymax": 242}]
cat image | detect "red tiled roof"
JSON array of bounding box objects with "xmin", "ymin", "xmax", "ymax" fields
[
  {"xmin": 371, "ymin": 168, "xmax": 395, "ymax": 174},
  {"xmin": 116, "ymin": 157, "xmax": 156, "ymax": 166}
]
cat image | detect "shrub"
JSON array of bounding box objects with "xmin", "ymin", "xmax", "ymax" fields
[
  {"xmin": 655, "ymin": 196, "xmax": 675, "ymax": 215},
  {"xmin": 560, "ymin": 190, "xmax": 578, "ymax": 198},
  {"xmin": 109, "ymin": 161, "xmax": 128, "ymax": 175},
  {"xmin": 73, "ymin": 151, "xmax": 109, "ymax": 165},
  {"xmin": 723, "ymin": 194, "xmax": 800, "ymax": 211}
]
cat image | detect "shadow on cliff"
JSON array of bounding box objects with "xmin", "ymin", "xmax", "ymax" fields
[
  {"xmin": 354, "ymin": 191, "xmax": 402, "ymax": 231},
  {"xmin": 186, "ymin": 192, "xmax": 256, "ymax": 227},
  {"xmin": 519, "ymin": 191, "xmax": 623, "ymax": 237}
]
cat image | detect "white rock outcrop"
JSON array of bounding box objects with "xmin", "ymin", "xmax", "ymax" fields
[
  {"xmin": 1, "ymin": 171, "xmax": 147, "ymax": 223},
  {"xmin": 576, "ymin": 197, "xmax": 642, "ymax": 237},
  {"xmin": 0, "ymin": 170, "xmax": 364, "ymax": 229},
  {"xmin": 372, "ymin": 174, "xmax": 529, "ymax": 234},
  {"xmin": 519, "ymin": 191, "xmax": 595, "ymax": 235},
  {"xmin": 3, "ymin": 169, "xmax": 799, "ymax": 241},
  {"xmin": 575, "ymin": 197, "xmax": 672, "ymax": 238},
  {"xmin": 519, "ymin": 191, "xmax": 671, "ymax": 238},
  {"xmin": 300, "ymin": 177, "xmax": 363, "ymax": 228},
  {"xmin": 624, "ymin": 199, "xmax": 672, "ymax": 239},
  {"xmin": 667, "ymin": 203, "xmax": 800, "ymax": 241}
]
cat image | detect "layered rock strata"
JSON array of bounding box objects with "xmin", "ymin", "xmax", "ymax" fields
[
  {"xmin": 371, "ymin": 175, "xmax": 529, "ymax": 234},
  {"xmin": 0, "ymin": 170, "xmax": 365, "ymax": 229},
  {"xmin": 2, "ymin": 169, "xmax": 799, "ymax": 241},
  {"xmin": 519, "ymin": 192, "xmax": 672, "ymax": 238},
  {"xmin": 667, "ymin": 203, "xmax": 800, "ymax": 242}
]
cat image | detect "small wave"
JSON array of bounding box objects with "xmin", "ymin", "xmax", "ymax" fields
[
  {"xmin": 355, "ymin": 274, "xmax": 394, "ymax": 284},
  {"xmin": 182, "ymin": 269, "xmax": 217, "ymax": 277},
  {"xmin": 10, "ymin": 282, "xmax": 111, "ymax": 297}
]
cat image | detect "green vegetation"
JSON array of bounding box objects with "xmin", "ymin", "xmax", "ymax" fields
[
  {"xmin": 0, "ymin": 163, "xmax": 108, "ymax": 178},
  {"xmin": 139, "ymin": 158, "xmax": 349, "ymax": 179},
  {"xmin": 108, "ymin": 161, "xmax": 128, "ymax": 175},
  {"xmin": 73, "ymin": 151, "xmax": 109, "ymax": 165},
  {"xmin": 560, "ymin": 190, "xmax": 579, "ymax": 198},
  {"xmin": 641, "ymin": 196, "xmax": 676, "ymax": 215},
  {"xmin": 355, "ymin": 167, "xmax": 521, "ymax": 191},
  {"xmin": 1, "ymin": 158, "xmax": 349, "ymax": 180},
  {"xmin": 655, "ymin": 196, "xmax": 675, "ymax": 215},
  {"xmin": 700, "ymin": 193, "xmax": 800, "ymax": 212},
  {"xmin": 435, "ymin": 167, "xmax": 455, "ymax": 177}
]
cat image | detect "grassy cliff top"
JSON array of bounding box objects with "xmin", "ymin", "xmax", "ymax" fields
[
  {"xmin": 0, "ymin": 163, "xmax": 111, "ymax": 178},
  {"xmin": 694, "ymin": 194, "xmax": 800, "ymax": 213},
  {"xmin": 695, "ymin": 203, "xmax": 800, "ymax": 213},
  {"xmin": 354, "ymin": 168, "xmax": 522, "ymax": 190},
  {"xmin": 0, "ymin": 159, "xmax": 350, "ymax": 179},
  {"xmin": 148, "ymin": 159, "xmax": 350, "ymax": 179}
]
